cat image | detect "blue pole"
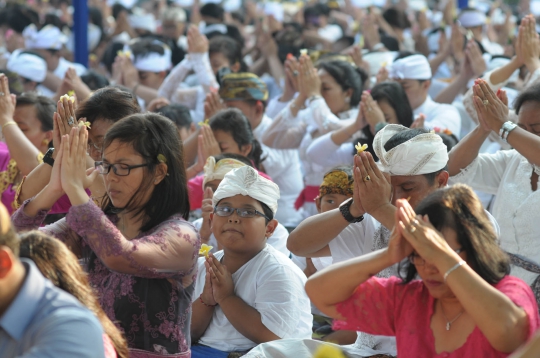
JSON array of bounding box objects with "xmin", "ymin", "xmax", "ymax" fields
[
  {"xmin": 457, "ymin": 0, "xmax": 468, "ymax": 10},
  {"xmin": 73, "ymin": 0, "xmax": 88, "ymax": 67}
]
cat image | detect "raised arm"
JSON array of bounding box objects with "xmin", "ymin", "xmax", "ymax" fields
[{"xmin": 0, "ymin": 76, "xmax": 42, "ymax": 176}]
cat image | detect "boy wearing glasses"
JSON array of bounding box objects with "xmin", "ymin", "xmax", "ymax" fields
[{"xmin": 190, "ymin": 166, "xmax": 312, "ymax": 358}]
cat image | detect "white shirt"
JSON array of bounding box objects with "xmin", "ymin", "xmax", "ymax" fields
[
  {"xmin": 192, "ymin": 245, "xmax": 313, "ymax": 352},
  {"xmin": 317, "ymin": 24, "xmax": 343, "ymax": 42},
  {"xmin": 414, "ymin": 96, "xmax": 461, "ymax": 138},
  {"xmin": 254, "ymin": 115, "xmax": 304, "ymax": 226},
  {"xmin": 191, "ymin": 218, "xmax": 290, "ymax": 257},
  {"xmin": 38, "ymin": 57, "xmax": 87, "ymax": 98},
  {"xmin": 450, "ymin": 150, "xmax": 540, "ymax": 286}
]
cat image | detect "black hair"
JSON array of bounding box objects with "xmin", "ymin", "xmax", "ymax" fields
[
  {"xmin": 209, "ymin": 36, "xmax": 245, "ymax": 71},
  {"xmin": 383, "ymin": 8, "xmax": 411, "ymax": 29},
  {"xmin": 380, "ymin": 35, "xmax": 400, "ymax": 52},
  {"xmin": 209, "ymin": 108, "xmax": 264, "ymax": 170},
  {"xmin": 370, "ymin": 82, "xmax": 414, "ymax": 128},
  {"xmin": 112, "ymin": 3, "xmax": 130, "ymax": 20},
  {"xmin": 80, "ymin": 70, "xmax": 110, "ymax": 90},
  {"xmin": 317, "ymin": 60, "xmax": 366, "ymax": 107},
  {"xmin": 130, "ymin": 38, "xmax": 169, "ymax": 72},
  {"xmin": 514, "ymin": 82, "xmax": 540, "ymax": 115},
  {"xmin": 200, "ymin": 3, "xmax": 224, "ymax": 22},
  {"xmin": 100, "ymin": 41, "xmax": 125, "ymax": 74},
  {"xmin": 76, "ymin": 86, "xmax": 140, "ymax": 125},
  {"xmin": 102, "ymin": 113, "xmax": 190, "ymax": 228},
  {"xmin": 437, "ymin": 132, "xmax": 459, "ymax": 152},
  {"xmin": 43, "ymin": 14, "xmax": 66, "ymax": 32},
  {"xmin": 15, "ymin": 93, "xmax": 55, "ymax": 133},
  {"xmin": 88, "ymin": 6, "xmax": 105, "ymax": 44},
  {"xmin": 0, "ymin": 70, "xmax": 24, "ymax": 95},
  {"xmin": 384, "ymin": 128, "xmax": 448, "ymax": 184},
  {"xmin": 157, "ymin": 104, "xmax": 193, "ymax": 130},
  {"xmin": 205, "ymin": 24, "xmax": 245, "ymax": 50},
  {"xmin": 399, "ymin": 185, "xmax": 510, "ymax": 285},
  {"xmin": 3, "ymin": 5, "xmax": 39, "ymax": 33}
]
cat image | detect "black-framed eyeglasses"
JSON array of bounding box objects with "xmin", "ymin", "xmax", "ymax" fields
[
  {"xmin": 213, "ymin": 205, "xmax": 270, "ymax": 221},
  {"xmin": 409, "ymin": 248, "xmax": 464, "ymax": 266},
  {"xmin": 95, "ymin": 161, "xmax": 150, "ymax": 176}
]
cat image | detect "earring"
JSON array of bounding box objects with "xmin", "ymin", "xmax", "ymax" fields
[
  {"xmin": 345, "ymin": 97, "xmax": 350, "ymax": 103},
  {"xmin": 42, "ymin": 139, "xmax": 49, "ymax": 146}
]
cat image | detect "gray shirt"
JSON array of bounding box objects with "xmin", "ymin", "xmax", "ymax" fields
[{"xmin": 0, "ymin": 258, "xmax": 105, "ymax": 358}]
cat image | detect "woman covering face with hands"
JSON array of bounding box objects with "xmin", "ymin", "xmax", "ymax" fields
[{"xmin": 306, "ymin": 184, "xmax": 539, "ymax": 357}]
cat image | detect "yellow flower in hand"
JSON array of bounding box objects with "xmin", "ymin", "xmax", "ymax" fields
[
  {"xmin": 199, "ymin": 244, "xmax": 213, "ymax": 257},
  {"xmin": 355, "ymin": 142, "xmax": 368, "ymax": 154},
  {"xmin": 198, "ymin": 118, "xmax": 210, "ymax": 127},
  {"xmin": 313, "ymin": 344, "xmax": 347, "ymax": 358}
]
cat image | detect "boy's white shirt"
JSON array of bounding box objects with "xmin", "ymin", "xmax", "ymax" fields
[{"xmin": 192, "ymin": 244, "xmax": 313, "ymax": 352}]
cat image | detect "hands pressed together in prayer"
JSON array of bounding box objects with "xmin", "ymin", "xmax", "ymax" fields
[
  {"xmin": 472, "ymin": 79, "xmax": 509, "ymax": 134},
  {"xmin": 201, "ymin": 253, "xmax": 235, "ymax": 306}
]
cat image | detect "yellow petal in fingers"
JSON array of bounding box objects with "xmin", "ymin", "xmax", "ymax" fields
[
  {"xmin": 199, "ymin": 244, "xmax": 213, "ymax": 257},
  {"xmin": 355, "ymin": 142, "xmax": 368, "ymax": 154}
]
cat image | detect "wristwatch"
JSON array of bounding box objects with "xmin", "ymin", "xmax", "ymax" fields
[
  {"xmin": 339, "ymin": 198, "xmax": 364, "ymax": 224},
  {"xmin": 43, "ymin": 148, "xmax": 55, "ymax": 167}
]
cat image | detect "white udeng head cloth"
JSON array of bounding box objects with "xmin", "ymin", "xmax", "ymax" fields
[
  {"xmin": 23, "ymin": 24, "xmax": 67, "ymax": 50},
  {"xmin": 7, "ymin": 50, "xmax": 47, "ymax": 83},
  {"xmin": 213, "ymin": 166, "xmax": 280, "ymax": 216},
  {"xmin": 458, "ymin": 10, "xmax": 487, "ymax": 28},
  {"xmin": 373, "ymin": 124, "xmax": 448, "ymax": 176},
  {"xmin": 388, "ymin": 54, "xmax": 432, "ymax": 80},
  {"xmin": 125, "ymin": 41, "xmax": 172, "ymax": 72}
]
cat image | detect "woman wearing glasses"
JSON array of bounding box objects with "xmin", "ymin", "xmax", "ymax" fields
[
  {"xmin": 12, "ymin": 113, "xmax": 200, "ymax": 358},
  {"xmin": 306, "ymin": 184, "xmax": 539, "ymax": 357}
]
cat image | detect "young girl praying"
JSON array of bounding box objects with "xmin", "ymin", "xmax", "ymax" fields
[{"xmin": 190, "ymin": 166, "xmax": 312, "ymax": 357}]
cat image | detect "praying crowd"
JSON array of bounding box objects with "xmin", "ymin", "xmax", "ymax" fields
[{"xmin": 1, "ymin": 0, "xmax": 540, "ymax": 357}]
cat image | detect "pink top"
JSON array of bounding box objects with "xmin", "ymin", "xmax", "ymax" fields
[
  {"xmin": 334, "ymin": 276, "xmax": 539, "ymax": 358},
  {"xmin": 188, "ymin": 171, "xmax": 272, "ymax": 211}
]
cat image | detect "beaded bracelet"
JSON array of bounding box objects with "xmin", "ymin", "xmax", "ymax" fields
[{"xmin": 199, "ymin": 296, "xmax": 217, "ymax": 307}]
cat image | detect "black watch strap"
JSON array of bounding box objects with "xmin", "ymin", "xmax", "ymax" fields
[
  {"xmin": 43, "ymin": 148, "xmax": 55, "ymax": 167},
  {"xmin": 339, "ymin": 198, "xmax": 364, "ymax": 224}
]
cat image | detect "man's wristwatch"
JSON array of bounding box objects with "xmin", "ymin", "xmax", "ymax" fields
[
  {"xmin": 339, "ymin": 198, "xmax": 364, "ymax": 224},
  {"xmin": 43, "ymin": 148, "xmax": 55, "ymax": 167}
]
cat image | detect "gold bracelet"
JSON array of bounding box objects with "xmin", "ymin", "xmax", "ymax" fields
[{"xmin": 2, "ymin": 121, "xmax": 17, "ymax": 130}]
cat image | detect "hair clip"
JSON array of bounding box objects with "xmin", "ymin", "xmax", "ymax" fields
[{"xmin": 157, "ymin": 154, "xmax": 167, "ymax": 163}]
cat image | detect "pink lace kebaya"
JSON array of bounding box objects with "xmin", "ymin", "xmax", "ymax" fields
[{"xmin": 12, "ymin": 200, "xmax": 200, "ymax": 358}]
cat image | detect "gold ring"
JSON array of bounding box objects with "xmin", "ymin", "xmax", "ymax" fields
[
  {"xmin": 409, "ymin": 226, "xmax": 417, "ymax": 233},
  {"xmin": 482, "ymin": 99, "xmax": 489, "ymax": 105},
  {"xmin": 363, "ymin": 175, "xmax": 371, "ymax": 182}
]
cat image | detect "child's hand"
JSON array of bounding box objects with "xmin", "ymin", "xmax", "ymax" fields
[
  {"xmin": 207, "ymin": 254, "xmax": 234, "ymax": 304},
  {"xmin": 201, "ymin": 261, "xmax": 217, "ymax": 306}
]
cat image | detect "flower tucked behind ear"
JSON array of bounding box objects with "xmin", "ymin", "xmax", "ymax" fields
[
  {"xmin": 198, "ymin": 118, "xmax": 210, "ymax": 127},
  {"xmin": 199, "ymin": 244, "xmax": 213, "ymax": 257},
  {"xmin": 157, "ymin": 154, "xmax": 167, "ymax": 163}
]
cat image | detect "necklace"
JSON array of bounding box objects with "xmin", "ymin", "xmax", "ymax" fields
[{"xmin": 439, "ymin": 301, "xmax": 464, "ymax": 331}]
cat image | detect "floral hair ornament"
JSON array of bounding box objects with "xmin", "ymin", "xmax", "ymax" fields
[
  {"xmin": 157, "ymin": 154, "xmax": 170, "ymax": 176},
  {"xmin": 319, "ymin": 170, "xmax": 354, "ymax": 197},
  {"xmin": 198, "ymin": 118, "xmax": 210, "ymax": 127},
  {"xmin": 355, "ymin": 142, "xmax": 368, "ymax": 154},
  {"xmin": 432, "ymin": 127, "xmax": 453, "ymax": 136}
]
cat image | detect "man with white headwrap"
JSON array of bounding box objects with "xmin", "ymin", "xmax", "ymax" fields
[
  {"xmin": 458, "ymin": 8, "xmax": 504, "ymax": 56},
  {"xmin": 389, "ymin": 53, "xmax": 462, "ymax": 137},
  {"xmin": 125, "ymin": 38, "xmax": 172, "ymax": 90},
  {"xmin": 191, "ymin": 166, "xmax": 312, "ymax": 357},
  {"xmin": 6, "ymin": 50, "xmax": 47, "ymax": 93},
  {"xmin": 22, "ymin": 24, "xmax": 86, "ymax": 97}
]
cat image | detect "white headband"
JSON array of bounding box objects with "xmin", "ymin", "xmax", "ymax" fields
[
  {"xmin": 23, "ymin": 24, "xmax": 67, "ymax": 50},
  {"xmin": 7, "ymin": 50, "xmax": 47, "ymax": 83},
  {"xmin": 213, "ymin": 166, "xmax": 280, "ymax": 215},
  {"xmin": 125, "ymin": 42, "xmax": 172, "ymax": 72},
  {"xmin": 389, "ymin": 54, "xmax": 432, "ymax": 80},
  {"xmin": 458, "ymin": 11, "xmax": 487, "ymax": 28},
  {"xmin": 129, "ymin": 10, "xmax": 156, "ymax": 33},
  {"xmin": 373, "ymin": 124, "xmax": 448, "ymax": 176},
  {"xmin": 203, "ymin": 157, "xmax": 247, "ymax": 188}
]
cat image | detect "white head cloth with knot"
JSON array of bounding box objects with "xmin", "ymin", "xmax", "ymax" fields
[
  {"xmin": 373, "ymin": 124, "xmax": 448, "ymax": 176},
  {"xmin": 388, "ymin": 54, "xmax": 432, "ymax": 80},
  {"xmin": 203, "ymin": 156, "xmax": 247, "ymax": 188},
  {"xmin": 213, "ymin": 166, "xmax": 280, "ymax": 216},
  {"xmin": 23, "ymin": 24, "xmax": 67, "ymax": 50}
]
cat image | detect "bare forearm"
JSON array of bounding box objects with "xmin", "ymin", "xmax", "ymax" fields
[
  {"xmin": 134, "ymin": 85, "xmax": 159, "ymax": 104},
  {"xmin": 183, "ymin": 128, "xmax": 200, "ymax": 166},
  {"xmin": 505, "ymin": 127, "xmax": 540, "ymax": 166},
  {"xmin": 2, "ymin": 126, "xmax": 41, "ymax": 175},
  {"xmin": 434, "ymin": 74, "xmax": 470, "ymax": 104},
  {"xmin": 429, "ymin": 52, "xmax": 449, "ymax": 76},
  {"xmin": 42, "ymin": 72, "xmax": 62, "ymax": 92},
  {"xmin": 287, "ymin": 208, "xmax": 349, "ymax": 256},
  {"xmin": 490, "ymin": 58, "xmax": 521, "ymax": 85},
  {"xmin": 220, "ymin": 295, "xmax": 280, "ymax": 343},
  {"xmin": 448, "ymin": 126, "xmax": 490, "ymax": 176},
  {"xmin": 23, "ymin": 185, "xmax": 64, "ymax": 217},
  {"xmin": 267, "ymin": 55, "xmax": 285, "ymax": 89},
  {"xmin": 17, "ymin": 164, "xmax": 53, "ymax": 204},
  {"xmin": 331, "ymin": 124, "xmax": 357, "ymax": 145},
  {"xmin": 191, "ymin": 301, "xmax": 215, "ymax": 341},
  {"xmin": 306, "ymin": 248, "xmax": 393, "ymax": 318},
  {"xmin": 445, "ymin": 263, "xmax": 529, "ymax": 352}
]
